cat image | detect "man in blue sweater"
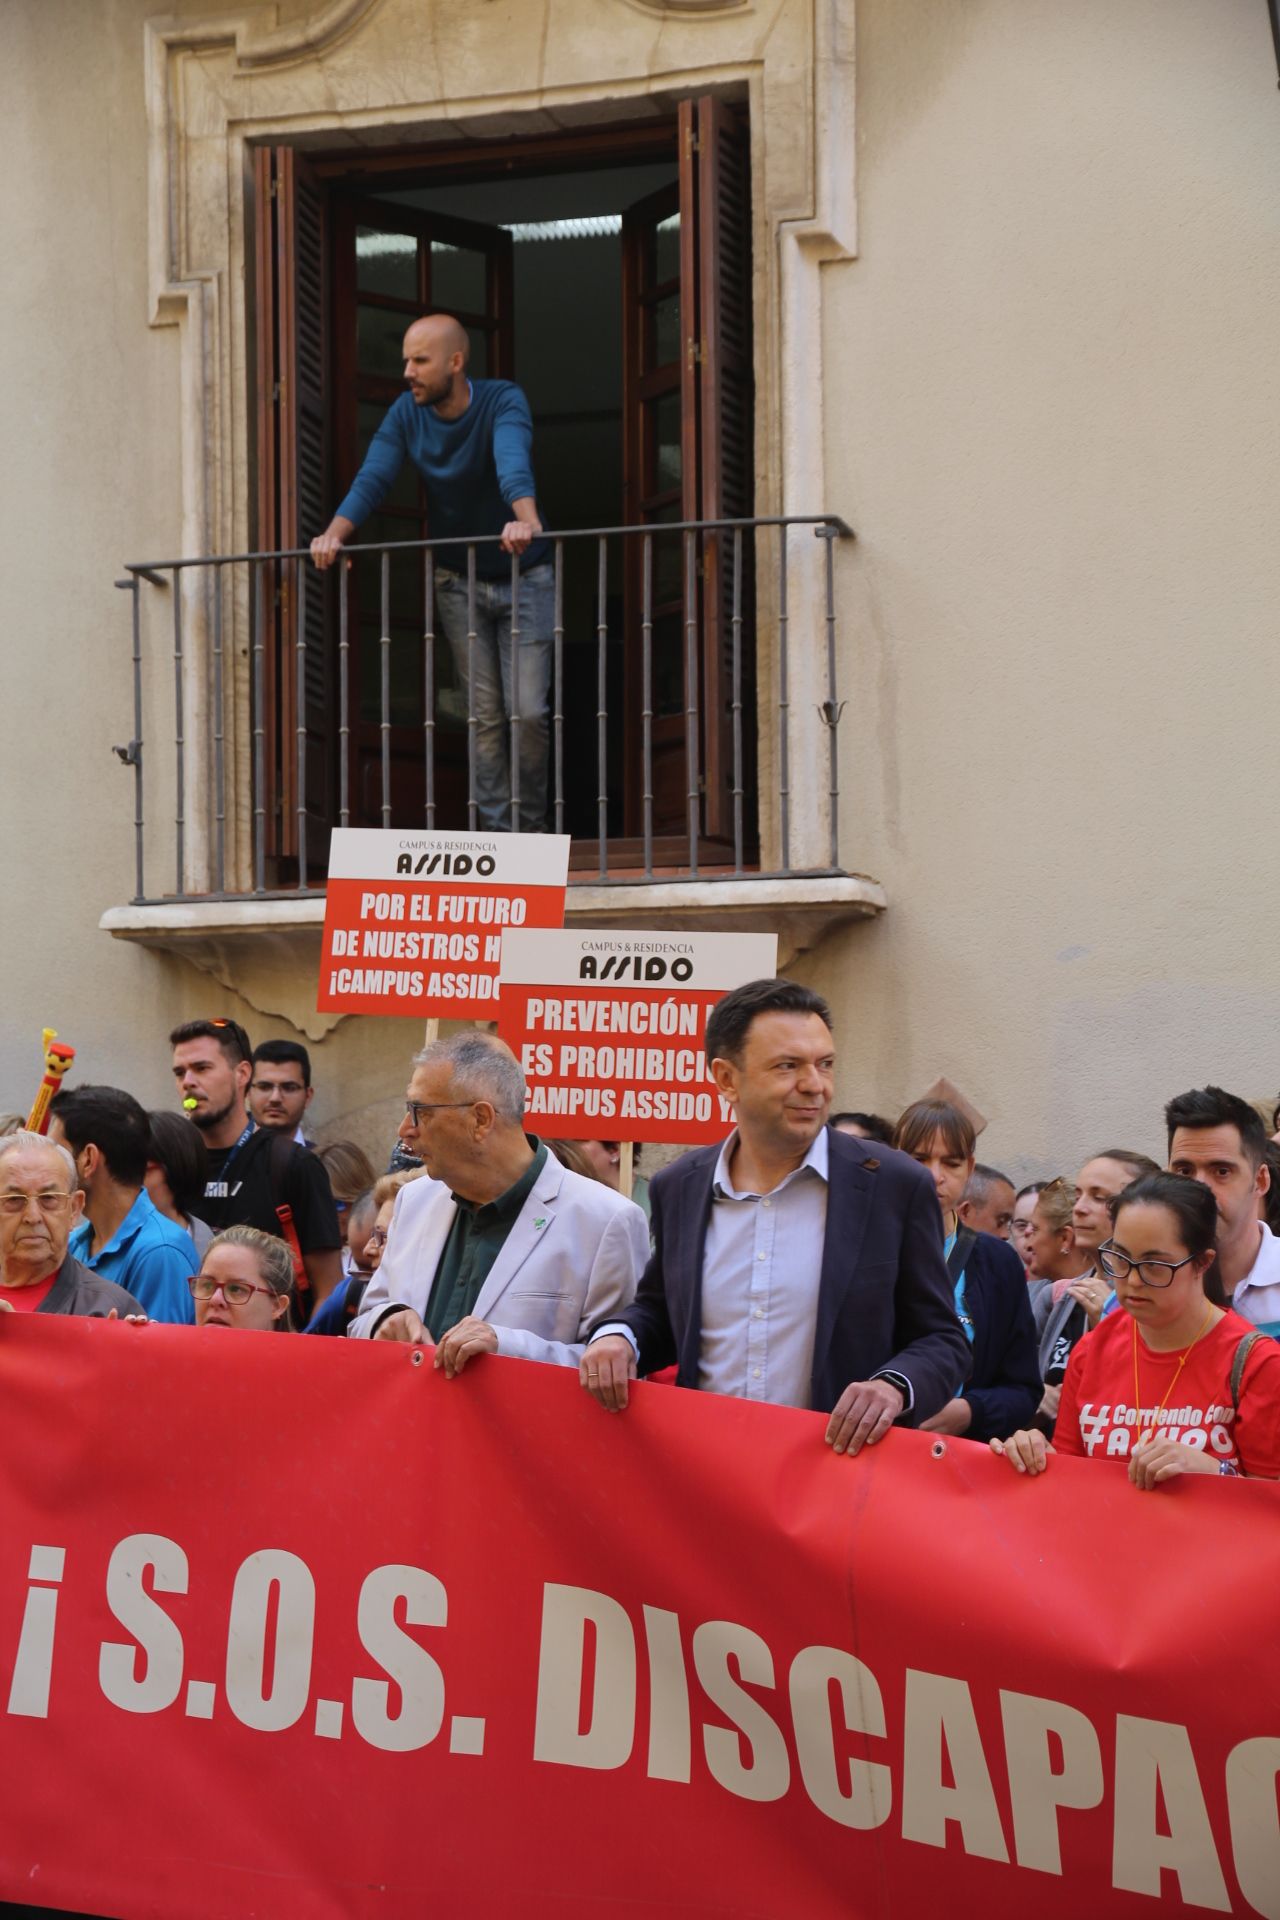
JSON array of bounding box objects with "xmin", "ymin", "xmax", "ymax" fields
[{"xmin": 311, "ymin": 313, "xmax": 552, "ymax": 832}]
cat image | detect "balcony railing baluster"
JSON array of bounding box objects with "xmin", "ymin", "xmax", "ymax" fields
[
  {"xmin": 172, "ymin": 569, "xmax": 185, "ymax": 896},
  {"xmin": 466, "ymin": 547, "xmax": 478, "ymax": 833},
  {"xmin": 778, "ymin": 530, "xmax": 791, "ymax": 874},
  {"xmin": 379, "ymin": 551, "xmax": 391, "ymax": 831},
  {"xmin": 212, "ymin": 565, "xmax": 225, "ymax": 893},
  {"xmin": 423, "ymin": 550, "xmax": 435, "ymax": 828},
  {"xmin": 338, "ymin": 563, "xmax": 350, "ymax": 828},
  {"xmin": 509, "ymin": 551, "xmax": 522, "ymax": 835},
  {"xmin": 684, "ymin": 529, "xmax": 699, "ymax": 879},
  {"xmin": 296, "ymin": 556, "xmax": 308, "ymax": 889},
  {"xmin": 731, "ymin": 527, "xmax": 744, "ymax": 876},
  {"xmin": 596, "ymin": 536, "xmax": 608, "ymax": 879},
  {"xmin": 552, "ymin": 540, "xmax": 565, "ymax": 838},
  {"xmin": 252, "ymin": 559, "xmax": 266, "ymax": 896},
  {"xmin": 641, "ymin": 531, "xmax": 654, "ymax": 880},
  {"xmin": 820, "ymin": 524, "xmax": 841, "ymax": 871}
]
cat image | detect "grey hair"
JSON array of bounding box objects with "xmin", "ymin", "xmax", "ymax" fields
[
  {"xmin": 0, "ymin": 1130, "xmax": 79, "ymax": 1189},
  {"xmin": 412, "ymin": 1033, "xmax": 526, "ymax": 1123},
  {"xmin": 963, "ymin": 1163, "xmax": 1014, "ymax": 1204}
]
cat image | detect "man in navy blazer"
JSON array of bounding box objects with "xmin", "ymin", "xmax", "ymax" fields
[{"xmin": 581, "ymin": 980, "xmax": 970, "ymax": 1454}]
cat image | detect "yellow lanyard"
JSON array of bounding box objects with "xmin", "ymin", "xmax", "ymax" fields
[{"xmin": 1131, "ymin": 1304, "xmax": 1216, "ymax": 1443}]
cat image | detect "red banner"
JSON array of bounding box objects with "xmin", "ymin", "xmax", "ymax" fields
[
  {"xmin": 318, "ymin": 828, "xmax": 570, "ymax": 1018},
  {"xmin": 498, "ymin": 928, "xmax": 778, "ymax": 1143},
  {"xmin": 2, "ymin": 1315, "xmax": 1278, "ymax": 1920}
]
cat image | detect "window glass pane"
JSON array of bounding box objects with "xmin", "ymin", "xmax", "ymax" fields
[
  {"xmin": 431, "ymin": 241, "xmax": 486, "ymax": 315},
  {"xmin": 653, "ymin": 391, "xmax": 682, "ymax": 494},
  {"xmin": 358, "ymin": 303, "xmax": 409, "ymax": 380},
  {"xmin": 357, "ymin": 401, "xmax": 420, "ymax": 511},
  {"xmin": 655, "ymin": 212, "xmax": 680, "ymax": 286},
  {"xmin": 652, "ymin": 611, "xmax": 684, "ymax": 718},
  {"xmin": 652, "ymin": 524, "xmax": 685, "ymax": 606},
  {"xmin": 653, "ymin": 291, "xmax": 680, "ymax": 369},
  {"xmin": 356, "ymin": 228, "xmax": 417, "ymax": 301},
  {"xmin": 466, "ymin": 327, "xmax": 489, "ymax": 377}
]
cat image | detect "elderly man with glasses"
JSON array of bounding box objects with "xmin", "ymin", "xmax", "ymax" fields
[
  {"xmin": 0, "ymin": 1132, "xmax": 142, "ymax": 1318},
  {"xmin": 349, "ymin": 1034, "xmax": 648, "ymax": 1373}
]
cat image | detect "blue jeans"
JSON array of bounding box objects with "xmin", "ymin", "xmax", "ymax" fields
[{"xmin": 434, "ymin": 561, "xmax": 554, "ymax": 833}]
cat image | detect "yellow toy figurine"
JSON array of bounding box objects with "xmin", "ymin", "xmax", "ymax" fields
[{"xmin": 27, "ymin": 1028, "xmax": 77, "ymax": 1135}]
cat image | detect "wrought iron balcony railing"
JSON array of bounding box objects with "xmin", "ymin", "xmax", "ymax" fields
[{"xmin": 114, "ymin": 515, "xmax": 853, "ymax": 904}]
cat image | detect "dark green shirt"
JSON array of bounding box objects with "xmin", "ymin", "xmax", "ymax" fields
[{"xmin": 424, "ymin": 1141, "xmax": 548, "ymax": 1340}]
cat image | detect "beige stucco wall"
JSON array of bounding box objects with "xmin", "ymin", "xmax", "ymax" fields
[
  {"xmin": 1, "ymin": 0, "xmax": 1277, "ymax": 1180},
  {"xmin": 806, "ymin": 0, "xmax": 1280, "ymax": 1178}
]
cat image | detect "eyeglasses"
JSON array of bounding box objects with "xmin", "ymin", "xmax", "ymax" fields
[
  {"xmin": 189, "ymin": 1274, "xmax": 279, "ymax": 1306},
  {"xmin": 1097, "ymin": 1241, "xmax": 1198, "ymax": 1290},
  {"xmin": 365, "ymin": 1227, "xmax": 389, "ymax": 1250},
  {"xmin": 404, "ymin": 1099, "xmax": 472, "ymax": 1128},
  {"xmin": 0, "ymin": 1190, "xmax": 76, "ymax": 1217},
  {"xmin": 250, "ymin": 1080, "xmax": 306, "ymax": 1095}
]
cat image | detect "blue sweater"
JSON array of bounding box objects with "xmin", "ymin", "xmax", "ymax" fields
[{"xmin": 335, "ymin": 381, "xmax": 546, "ymax": 578}]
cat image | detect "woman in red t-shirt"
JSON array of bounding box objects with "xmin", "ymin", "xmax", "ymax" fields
[{"xmin": 991, "ymin": 1172, "xmax": 1280, "ymax": 1485}]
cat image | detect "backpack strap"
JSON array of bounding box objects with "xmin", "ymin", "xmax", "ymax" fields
[
  {"xmin": 266, "ymin": 1132, "xmax": 309, "ymax": 1304},
  {"xmin": 947, "ymin": 1225, "xmax": 978, "ymax": 1283},
  {"xmin": 1229, "ymin": 1329, "xmax": 1271, "ymax": 1412}
]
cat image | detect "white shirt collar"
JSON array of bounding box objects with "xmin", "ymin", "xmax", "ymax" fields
[
  {"xmin": 1238, "ymin": 1220, "xmax": 1280, "ymax": 1296},
  {"xmin": 712, "ymin": 1125, "xmax": 829, "ymax": 1200}
]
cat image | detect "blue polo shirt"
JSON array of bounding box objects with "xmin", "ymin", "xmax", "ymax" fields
[{"xmin": 69, "ymin": 1189, "xmax": 197, "ymax": 1324}]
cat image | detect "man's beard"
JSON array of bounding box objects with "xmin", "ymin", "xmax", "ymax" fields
[
  {"xmin": 412, "ymin": 374, "xmax": 452, "ymax": 407},
  {"xmin": 190, "ymin": 1094, "xmax": 236, "ymax": 1134}
]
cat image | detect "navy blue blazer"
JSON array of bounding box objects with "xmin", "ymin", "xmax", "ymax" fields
[
  {"xmin": 604, "ymin": 1127, "xmax": 972, "ymax": 1421},
  {"xmin": 957, "ymin": 1232, "xmax": 1043, "ymax": 1443}
]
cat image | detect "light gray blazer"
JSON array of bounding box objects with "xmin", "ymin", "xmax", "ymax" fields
[{"xmin": 348, "ymin": 1155, "xmax": 648, "ymax": 1366}]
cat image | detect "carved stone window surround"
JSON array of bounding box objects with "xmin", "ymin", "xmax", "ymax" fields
[{"xmin": 140, "ymin": 0, "xmax": 857, "ymax": 899}]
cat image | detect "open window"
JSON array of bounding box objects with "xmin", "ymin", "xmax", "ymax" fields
[{"xmin": 253, "ymin": 102, "xmax": 752, "ymax": 873}]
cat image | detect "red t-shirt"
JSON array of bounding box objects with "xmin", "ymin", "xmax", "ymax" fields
[
  {"xmin": 0, "ymin": 1273, "xmax": 58, "ymax": 1313},
  {"xmin": 1055, "ymin": 1308, "xmax": 1280, "ymax": 1478}
]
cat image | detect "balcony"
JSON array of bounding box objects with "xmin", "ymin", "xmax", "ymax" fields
[{"xmin": 100, "ymin": 518, "xmax": 885, "ymax": 1014}]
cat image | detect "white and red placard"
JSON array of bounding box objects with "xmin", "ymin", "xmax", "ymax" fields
[
  {"xmin": 318, "ymin": 829, "xmax": 571, "ymax": 1019},
  {"xmin": 497, "ymin": 928, "xmax": 778, "ymax": 1143}
]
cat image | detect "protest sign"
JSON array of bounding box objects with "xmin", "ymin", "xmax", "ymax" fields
[
  {"xmin": 1, "ymin": 1316, "xmax": 1276, "ymax": 1920},
  {"xmin": 318, "ymin": 828, "xmax": 570, "ymax": 1019},
  {"xmin": 497, "ymin": 928, "xmax": 778, "ymax": 1143}
]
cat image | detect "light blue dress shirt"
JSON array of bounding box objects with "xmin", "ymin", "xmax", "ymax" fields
[
  {"xmin": 69, "ymin": 1188, "xmax": 196, "ymax": 1324},
  {"xmin": 695, "ymin": 1130, "xmax": 829, "ymax": 1406}
]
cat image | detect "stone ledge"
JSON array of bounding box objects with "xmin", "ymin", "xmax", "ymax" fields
[
  {"xmin": 99, "ymin": 871, "xmax": 886, "ymax": 999},
  {"xmin": 562, "ymin": 873, "xmax": 885, "ymax": 964}
]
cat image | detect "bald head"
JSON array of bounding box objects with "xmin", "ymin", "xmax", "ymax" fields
[{"xmin": 403, "ymin": 315, "xmax": 470, "ymax": 409}]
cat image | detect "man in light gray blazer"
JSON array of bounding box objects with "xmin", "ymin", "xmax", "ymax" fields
[{"xmin": 349, "ymin": 1032, "xmax": 648, "ymax": 1372}]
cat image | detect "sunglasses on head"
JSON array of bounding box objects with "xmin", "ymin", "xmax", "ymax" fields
[{"xmin": 207, "ymin": 1018, "xmax": 252, "ymax": 1064}]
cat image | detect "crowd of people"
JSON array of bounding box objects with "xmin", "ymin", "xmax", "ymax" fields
[{"xmin": 3, "ymin": 987, "xmax": 1279, "ymax": 1490}]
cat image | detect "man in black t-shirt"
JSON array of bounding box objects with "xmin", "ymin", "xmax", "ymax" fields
[{"xmin": 168, "ymin": 1019, "xmax": 342, "ymax": 1312}]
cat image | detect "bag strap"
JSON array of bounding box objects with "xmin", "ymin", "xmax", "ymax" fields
[
  {"xmin": 1229, "ymin": 1329, "xmax": 1271, "ymax": 1412},
  {"xmin": 947, "ymin": 1225, "xmax": 978, "ymax": 1284},
  {"xmin": 266, "ymin": 1132, "xmax": 309, "ymax": 1301}
]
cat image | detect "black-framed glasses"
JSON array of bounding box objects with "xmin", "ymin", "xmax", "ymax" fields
[
  {"xmin": 404, "ymin": 1099, "xmax": 472, "ymax": 1128},
  {"xmin": 189, "ymin": 1274, "xmax": 278, "ymax": 1305},
  {"xmin": 1097, "ymin": 1241, "xmax": 1197, "ymax": 1290}
]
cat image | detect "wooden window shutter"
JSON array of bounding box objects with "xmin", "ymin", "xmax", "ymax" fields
[
  {"xmin": 253, "ymin": 146, "xmax": 335, "ymax": 868},
  {"xmin": 682, "ymin": 96, "xmax": 755, "ymax": 844}
]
